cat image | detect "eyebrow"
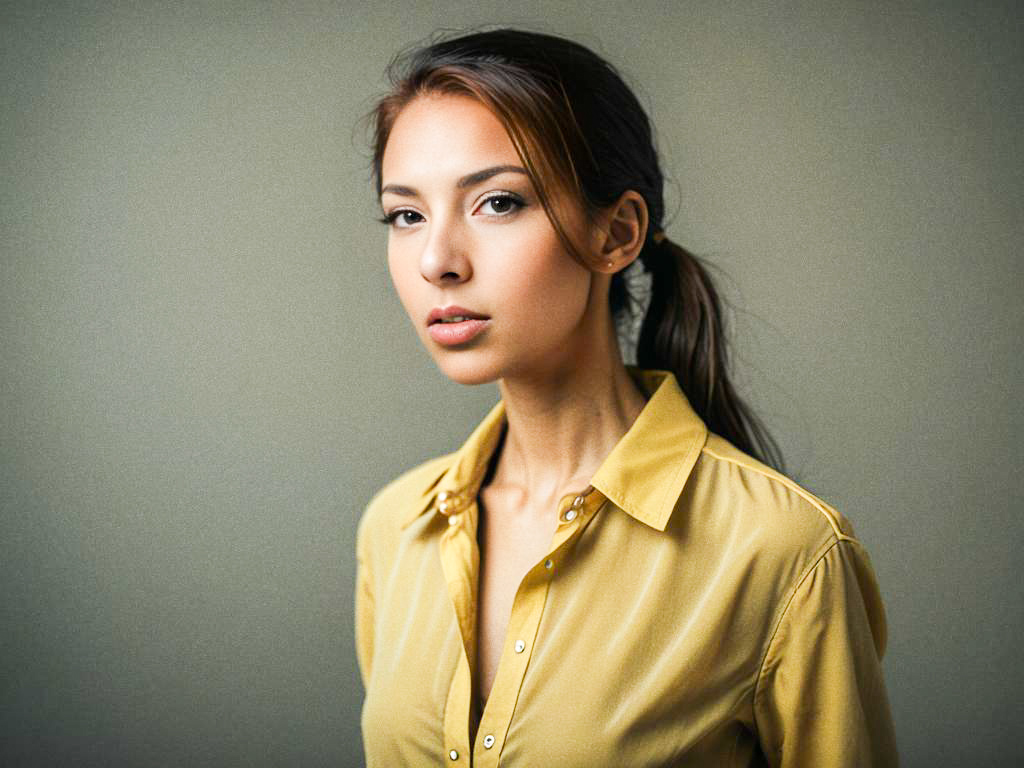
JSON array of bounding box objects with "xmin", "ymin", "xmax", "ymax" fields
[{"xmin": 379, "ymin": 165, "xmax": 529, "ymax": 198}]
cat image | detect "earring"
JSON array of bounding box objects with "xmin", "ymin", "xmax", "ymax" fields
[{"xmin": 605, "ymin": 260, "xmax": 614, "ymax": 268}]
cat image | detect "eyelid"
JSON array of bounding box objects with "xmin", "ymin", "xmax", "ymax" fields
[
  {"xmin": 380, "ymin": 190, "xmax": 526, "ymax": 229},
  {"xmin": 475, "ymin": 190, "xmax": 526, "ymax": 215},
  {"xmin": 379, "ymin": 207, "xmax": 424, "ymax": 229}
]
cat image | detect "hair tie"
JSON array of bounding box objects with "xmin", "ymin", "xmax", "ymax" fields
[{"xmin": 652, "ymin": 230, "xmax": 667, "ymax": 244}]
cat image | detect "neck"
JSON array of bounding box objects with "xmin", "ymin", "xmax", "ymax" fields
[{"xmin": 490, "ymin": 312, "xmax": 648, "ymax": 506}]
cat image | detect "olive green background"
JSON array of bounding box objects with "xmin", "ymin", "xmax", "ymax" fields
[{"xmin": 2, "ymin": 1, "xmax": 1021, "ymax": 765}]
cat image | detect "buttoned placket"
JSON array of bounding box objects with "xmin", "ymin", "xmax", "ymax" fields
[{"xmin": 435, "ymin": 484, "xmax": 604, "ymax": 766}]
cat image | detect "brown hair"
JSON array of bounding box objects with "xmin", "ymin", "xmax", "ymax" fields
[{"xmin": 367, "ymin": 27, "xmax": 784, "ymax": 471}]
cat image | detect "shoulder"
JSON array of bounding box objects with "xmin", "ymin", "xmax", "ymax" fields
[
  {"xmin": 691, "ymin": 433, "xmax": 859, "ymax": 559},
  {"xmin": 357, "ymin": 452, "xmax": 455, "ymax": 554},
  {"xmin": 692, "ymin": 434, "xmax": 887, "ymax": 649}
]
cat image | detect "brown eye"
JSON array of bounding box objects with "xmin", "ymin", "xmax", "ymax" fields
[
  {"xmin": 478, "ymin": 193, "xmax": 525, "ymax": 216},
  {"xmin": 380, "ymin": 210, "xmax": 424, "ymax": 228}
]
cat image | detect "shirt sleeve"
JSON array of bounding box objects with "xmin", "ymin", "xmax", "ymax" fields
[
  {"xmin": 354, "ymin": 514, "xmax": 375, "ymax": 688},
  {"xmin": 753, "ymin": 538, "xmax": 899, "ymax": 767}
]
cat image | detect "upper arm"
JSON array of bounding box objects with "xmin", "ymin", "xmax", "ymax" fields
[{"xmin": 753, "ymin": 538, "xmax": 899, "ymax": 767}]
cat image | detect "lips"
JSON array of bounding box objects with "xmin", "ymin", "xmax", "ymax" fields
[
  {"xmin": 426, "ymin": 305, "xmax": 491, "ymax": 347},
  {"xmin": 427, "ymin": 305, "xmax": 490, "ymax": 326}
]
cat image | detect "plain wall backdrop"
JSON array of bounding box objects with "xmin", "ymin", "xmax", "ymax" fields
[{"xmin": 2, "ymin": 1, "xmax": 1021, "ymax": 765}]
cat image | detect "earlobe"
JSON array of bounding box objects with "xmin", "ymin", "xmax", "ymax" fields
[{"xmin": 597, "ymin": 190, "xmax": 648, "ymax": 272}]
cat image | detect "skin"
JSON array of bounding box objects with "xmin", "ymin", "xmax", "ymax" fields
[{"xmin": 379, "ymin": 92, "xmax": 651, "ymax": 708}]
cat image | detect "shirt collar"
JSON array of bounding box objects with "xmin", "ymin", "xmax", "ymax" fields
[{"xmin": 400, "ymin": 367, "xmax": 708, "ymax": 532}]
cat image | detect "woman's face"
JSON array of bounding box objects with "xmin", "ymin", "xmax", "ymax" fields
[{"xmin": 379, "ymin": 93, "xmax": 605, "ymax": 386}]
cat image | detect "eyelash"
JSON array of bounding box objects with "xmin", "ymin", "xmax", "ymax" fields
[{"xmin": 377, "ymin": 192, "xmax": 526, "ymax": 229}]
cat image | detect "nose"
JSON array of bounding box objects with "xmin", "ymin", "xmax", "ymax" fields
[{"xmin": 419, "ymin": 216, "xmax": 472, "ymax": 285}]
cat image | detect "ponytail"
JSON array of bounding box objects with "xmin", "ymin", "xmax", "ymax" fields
[{"xmin": 631, "ymin": 235, "xmax": 785, "ymax": 473}]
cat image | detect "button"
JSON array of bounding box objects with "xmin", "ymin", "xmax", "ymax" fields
[
  {"xmin": 563, "ymin": 508, "xmax": 577, "ymax": 522},
  {"xmin": 449, "ymin": 748, "xmax": 459, "ymax": 760},
  {"xmin": 544, "ymin": 558, "xmax": 553, "ymax": 569},
  {"xmin": 483, "ymin": 734, "xmax": 495, "ymax": 749},
  {"xmin": 514, "ymin": 639, "xmax": 526, "ymax": 653},
  {"xmin": 448, "ymin": 514, "xmax": 459, "ymax": 526},
  {"xmin": 437, "ymin": 488, "xmax": 468, "ymax": 515}
]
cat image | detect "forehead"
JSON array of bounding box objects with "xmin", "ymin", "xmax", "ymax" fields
[{"xmin": 380, "ymin": 93, "xmax": 521, "ymax": 185}]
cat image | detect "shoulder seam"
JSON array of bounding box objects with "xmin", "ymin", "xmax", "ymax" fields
[{"xmin": 700, "ymin": 445, "xmax": 855, "ymax": 542}]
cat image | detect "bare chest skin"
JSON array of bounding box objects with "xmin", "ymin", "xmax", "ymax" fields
[{"xmin": 474, "ymin": 485, "xmax": 559, "ymax": 715}]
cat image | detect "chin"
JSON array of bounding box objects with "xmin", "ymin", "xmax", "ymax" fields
[{"xmin": 433, "ymin": 352, "xmax": 504, "ymax": 387}]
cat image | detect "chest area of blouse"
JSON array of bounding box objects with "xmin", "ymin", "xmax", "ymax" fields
[
  {"xmin": 363, "ymin": 499, "xmax": 774, "ymax": 767},
  {"xmin": 474, "ymin": 490, "xmax": 561, "ymax": 705}
]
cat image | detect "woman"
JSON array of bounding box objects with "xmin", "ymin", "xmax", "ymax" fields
[{"xmin": 355, "ymin": 27, "xmax": 898, "ymax": 767}]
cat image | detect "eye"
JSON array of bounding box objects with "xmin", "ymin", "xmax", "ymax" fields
[
  {"xmin": 476, "ymin": 192, "xmax": 525, "ymax": 217},
  {"xmin": 378, "ymin": 209, "xmax": 424, "ymax": 229}
]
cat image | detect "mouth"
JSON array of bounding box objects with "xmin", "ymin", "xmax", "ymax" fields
[
  {"xmin": 427, "ymin": 306, "xmax": 490, "ymax": 326},
  {"xmin": 426, "ymin": 307, "xmax": 491, "ymax": 347},
  {"xmin": 433, "ymin": 314, "xmax": 476, "ymax": 324}
]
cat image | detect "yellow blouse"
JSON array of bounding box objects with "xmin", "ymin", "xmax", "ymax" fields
[{"xmin": 355, "ymin": 368, "xmax": 898, "ymax": 767}]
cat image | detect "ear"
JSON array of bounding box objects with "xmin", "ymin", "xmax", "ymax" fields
[{"xmin": 591, "ymin": 190, "xmax": 648, "ymax": 273}]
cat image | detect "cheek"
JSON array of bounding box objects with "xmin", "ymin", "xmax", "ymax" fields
[
  {"xmin": 387, "ymin": 246, "xmax": 419, "ymax": 317},
  {"xmin": 498, "ymin": 246, "xmax": 592, "ymax": 336}
]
